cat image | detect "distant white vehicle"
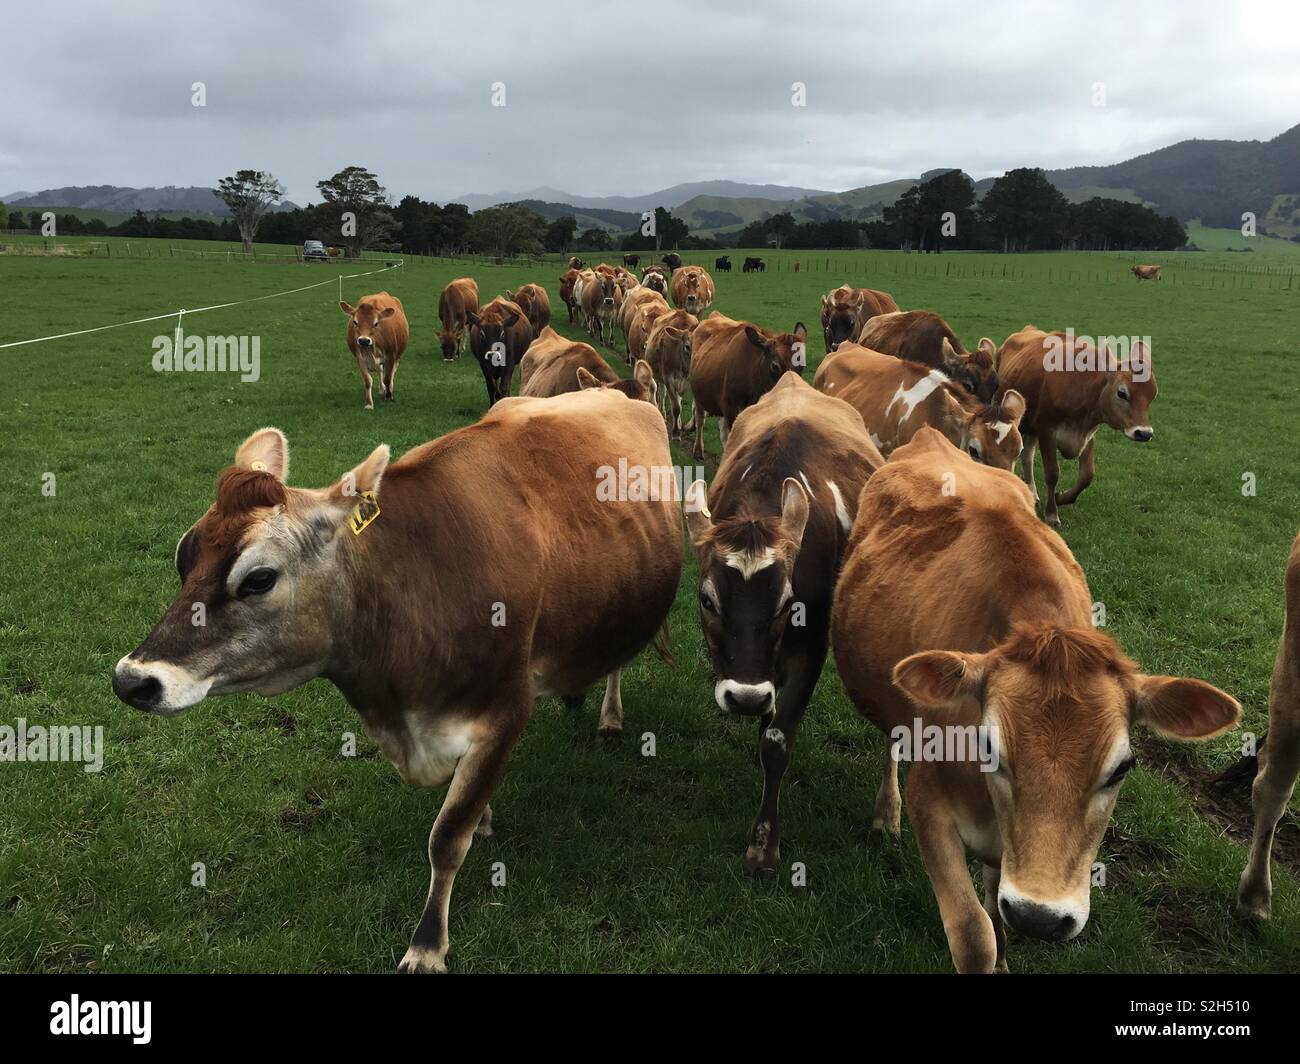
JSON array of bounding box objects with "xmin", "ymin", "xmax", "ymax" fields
[{"xmin": 303, "ymin": 239, "xmax": 328, "ymax": 262}]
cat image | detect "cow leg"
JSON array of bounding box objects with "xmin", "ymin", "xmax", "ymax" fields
[
  {"xmin": 981, "ymin": 863, "xmax": 1010, "ymax": 973},
  {"xmin": 1054, "ymin": 436, "xmax": 1096, "ymax": 507},
  {"xmin": 719, "ymin": 417, "xmax": 731, "ymax": 452},
  {"xmin": 1018, "ymin": 434, "xmax": 1039, "ymax": 504},
  {"xmin": 382, "ymin": 357, "xmax": 398, "ymax": 401},
  {"xmin": 670, "ymin": 386, "xmax": 684, "ymax": 436},
  {"xmin": 596, "ymin": 669, "xmax": 624, "ymax": 740},
  {"xmin": 474, "ymin": 803, "xmax": 494, "ymax": 839},
  {"xmin": 743, "ymin": 645, "xmax": 822, "ymax": 877},
  {"xmin": 356, "ymin": 355, "xmax": 374, "ymax": 410},
  {"xmin": 681, "ymin": 385, "xmax": 696, "ymax": 434},
  {"xmin": 398, "ymin": 714, "xmax": 525, "ymax": 974},
  {"xmin": 907, "ymin": 771, "xmax": 997, "ymax": 973},
  {"xmin": 1237, "ymin": 697, "xmax": 1300, "ymax": 921},
  {"xmin": 872, "ymin": 742, "xmax": 901, "ymax": 836},
  {"xmin": 1038, "ymin": 431, "xmax": 1062, "ymax": 526},
  {"xmin": 693, "ymin": 412, "xmax": 707, "ymax": 461}
]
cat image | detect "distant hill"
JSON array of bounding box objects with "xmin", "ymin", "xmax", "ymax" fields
[
  {"xmin": 8, "ymin": 185, "xmax": 299, "ymax": 217},
  {"xmin": 510, "ymin": 199, "xmax": 642, "ymax": 233},
  {"xmin": 450, "ymin": 180, "xmax": 832, "ymax": 214}
]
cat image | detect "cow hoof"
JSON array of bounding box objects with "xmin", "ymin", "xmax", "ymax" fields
[
  {"xmin": 364, "ymin": 403, "xmax": 374, "ymax": 411},
  {"xmin": 743, "ymin": 850, "xmax": 779, "ymax": 880},
  {"xmin": 396, "ymin": 945, "xmax": 448, "ymax": 974},
  {"xmin": 1234, "ymin": 887, "xmax": 1272, "ymax": 925},
  {"xmin": 1045, "ymin": 512, "xmax": 1060, "ymax": 527},
  {"xmin": 596, "ymin": 725, "xmax": 623, "ymax": 744}
]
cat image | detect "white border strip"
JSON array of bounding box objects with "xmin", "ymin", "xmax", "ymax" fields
[{"xmin": 0, "ymin": 260, "xmax": 403, "ymax": 350}]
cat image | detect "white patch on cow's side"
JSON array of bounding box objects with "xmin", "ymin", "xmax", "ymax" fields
[
  {"xmin": 724, "ymin": 547, "xmax": 776, "ymax": 579},
  {"xmin": 869, "ymin": 432, "xmax": 887, "ymax": 452},
  {"xmin": 1055, "ymin": 423, "xmax": 1099, "ymax": 456},
  {"xmin": 714, "ymin": 679, "xmax": 776, "ymax": 713},
  {"xmin": 886, "ymin": 370, "xmax": 948, "ymax": 422},
  {"xmin": 798, "ymin": 471, "xmax": 814, "ymax": 497},
  {"xmin": 827, "ymin": 480, "xmax": 852, "ymax": 534},
  {"xmin": 993, "ymin": 421, "xmax": 1014, "ymax": 443}
]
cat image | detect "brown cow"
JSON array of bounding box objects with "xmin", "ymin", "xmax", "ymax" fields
[
  {"xmin": 858, "ymin": 310, "xmax": 998, "ymax": 403},
  {"xmin": 626, "ymin": 299, "xmax": 672, "ymax": 363},
  {"xmin": 568, "ymin": 255, "xmax": 585, "ymax": 269},
  {"xmin": 468, "ymin": 296, "xmax": 533, "ymax": 407},
  {"xmin": 831, "ymin": 427, "xmax": 1239, "ymax": 973},
  {"xmin": 813, "ymin": 344, "xmax": 1026, "ymax": 470},
  {"xmin": 640, "ymin": 268, "xmax": 669, "ymax": 296},
  {"xmin": 577, "ymin": 358, "xmax": 658, "ymax": 404},
  {"xmin": 504, "ymin": 283, "xmax": 551, "ymax": 337},
  {"xmin": 111, "ymin": 396, "xmax": 683, "ymax": 973},
  {"xmin": 580, "ymin": 271, "xmax": 622, "ymax": 347},
  {"xmin": 520, "ymin": 325, "xmax": 618, "ymax": 397},
  {"xmin": 620, "ymin": 286, "xmax": 668, "ymax": 348},
  {"xmin": 995, "ymin": 325, "xmax": 1157, "ymax": 526},
  {"xmin": 685, "ymin": 373, "xmax": 883, "ymax": 875},
  {"xmin": 819, "ymin": 284, "xmax": 899, "ymax": 353},
  {"xmin": 559, "ymin": 268, "xmax": 581, "ymax": 323},
  {"xmin": 437, "ymin": 278, "xmax": 479, "ymax": 361},
  {"xmin": 689, "ymin": 312, "xmax": 808, "ymax": 460},
  {"xmin": 643, "ymin": 309, "xmax": 699, "ymax": 434},
  {"xmin": 1236, "ymin": 530, "xmax": 1300, "ymax": 923},
  {"xmin": 340, "ymin": 292, "xmax": 410, "ymax": 410},
  {"xmin": 1131, "ymin": 264, "xmax": 1162, "ymax": 281},
  {"xmin": 669, "ymin": 265, "xmax": 715, "ymax": 317}
]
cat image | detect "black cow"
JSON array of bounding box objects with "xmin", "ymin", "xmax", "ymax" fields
[
  {"xmin": 662, "ymin": 252, "xmax": 683, "ymax": 271},
  {"xmin": 623, "ymin": 254, "xmax": 640, "ymax": 267},
  {"xmin": 743, "ymin": 257, "xmax": 766, "ymax": 273},
  {"xmin": 468, "ymin": 297, "xmax": 534, "ymax": 407},
  {"xmin": 715, "ymin": 255, "xmax": 731, "ymax": 272}
]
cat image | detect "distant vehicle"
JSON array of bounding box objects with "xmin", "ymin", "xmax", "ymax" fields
[{"xmin": 303, "ymin": 240, "xmax": 328, "ymax": 262}]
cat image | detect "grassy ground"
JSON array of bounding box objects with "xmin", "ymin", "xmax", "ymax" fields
[{"xmin": 2, "ymin": 240, "xmax": 1299, "ymax": 973}]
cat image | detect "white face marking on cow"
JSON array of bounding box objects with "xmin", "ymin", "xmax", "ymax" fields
[
  {"xmin": 993, "ymin": 421, "xmax": 1014, "ymax": 443},
  {"xmin": 827, "ymin": 480, "xmax": 852, "ymax": 534},
  {"xmin": 723, "ymin": 547, "xmax": 776, "ymax": 580},
  {"xmin": 886, "ymin": 370, "xmax": 948, "ymax": 422},
  {"xmin": 112, "ymin": 655, "xmax": 212, "ymax": 714}
]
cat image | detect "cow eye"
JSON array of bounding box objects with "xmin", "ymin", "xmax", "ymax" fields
[
  {"xmin": 699, "ymin": 592, "xmax": 717, "ymax": 614},
  {"xmin": 1104, "ymin": 756, "xmax": 1136, "ymax": 788},
  {"xmin": 237, "ymin": 567, "xmax": 278, "ymax": 598},
  {"xmin": 1117, "ymin": 385, "xmax": 1130, "ymax": 401},
  {"xmin": 967, "ymin": 443, "xmax": 981, "ymax": 460}
]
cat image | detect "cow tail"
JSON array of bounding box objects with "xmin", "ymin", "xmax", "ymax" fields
[{"xmin": 651, "ymin": 614, "xmax": 676, "ymax": 666}]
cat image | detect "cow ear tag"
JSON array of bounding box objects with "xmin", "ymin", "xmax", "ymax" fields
[
  {"xmin": 250, "ymin": 461, "xmax": 267, "ymax": 471},
  {"xmin": 349, "ymin": 490, "xmax": 380, "ymax": 535}
]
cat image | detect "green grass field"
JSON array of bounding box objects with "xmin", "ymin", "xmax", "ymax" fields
[{"xmin": 2, "ymin": 237, "xmax": 1299, "ymax": 973}]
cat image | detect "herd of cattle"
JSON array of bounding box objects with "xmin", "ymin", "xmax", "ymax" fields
[{"xmin": 111, "ymin": 252, "xmax": 1297, "ymax": 975}]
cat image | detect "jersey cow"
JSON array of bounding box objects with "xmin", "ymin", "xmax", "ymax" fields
[
  {"xmin": 521, "ymin": 326, "xmax": 626, "ymax": 398},
  {"xmin": 468, "ymin": 296, "xmax": 534, "ymax": 407},
  {"xmin": 112, "ymin": 396, "xmax": 683, "ymax": 974},
  {"xmin": 1131, "ymin": 264, "xmax": 1162, "ymax": 281},
  {"xmin": 831, "ymin": 428, "xmax": 1240, "ymax": 973},
  {"xmin": 995, "ymin": 325, "xmax": 1157, "ymax": 526},
  {"xmin": 579, "ymin": 271, "xmax": 621, "ymax": 346},
  {"xmin": 814, "ymin": 344, "xmax": 1026, "ymax": 470},
  {"xmin": 669, "ymin": 265, "xmax": 715, "ymax": 317},
  {"xmin": 685, "ymin": 374, "xmax": 883, "ymax": 875},
  {"xmin": 688, "ymin": 312, "xmax": 808, "ymax": 460},
  {"xmin": 643, "ymin": 310, "xmax": 698, "ymax": 434},
  {"xmin": 858, "ymin": 310, "xmax": 998, "ymax": 403},
  {"xmin": 437, "ymin": 277, "xmax": 479, "ymax": 361},
  {"xmin": 504, "ymin": 283, "xmax": 551, "ymax": 337},
  {"xmin": 559, "ymin": 268, "xmax": 581, "ymax": 323},
  {"xmin": 341, "ymin": 291, "xmax": 410, "ymax": 410},
  {"xmin": 820, "ymin": 284, "xmax": 900, "ymax": 353}
]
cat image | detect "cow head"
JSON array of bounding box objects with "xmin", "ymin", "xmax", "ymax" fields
[
  {"xmin": 112, "ymin": 428, "xmax": 390, "ymax": 714},
  {"xmin": 941, "ymin": 337, "xmax": 999, "ymax": 403},
  {"xmin": 893, "ymin": 623, "xmax": 1238, "ymax": 943},
  {"xmin": 654, "ymin": 324, "xmax": 693, "ymax": 367},
  {"xmin": 341, "ymin": 299, "xmax": 395, "ymax": 351},
  {"xmin": 745, "ymin": 321, "xmax": 808, "ymax": 380},
  {"xmin": 685, "ymin": 478, "xmax": 809, "ymax": 717},
  {"xmin": 678, "ymin": 271, "xmax": 704, "ymax": 313},
  {"xmin": 596, "ymin": 275, "xmax": 617, "ymax": 309},
  {"xmin": 1100, "ymin": 341, "xmax": 1157, "ymax": 442},
  {"xmin": 643, "ymin": 271, "xmax": 668, "ymax": 295},
  {"xmin": 468, "ymin": 303, "xmax": 522, "ymax": 353},
  {"xmin": 578, "ymin": 359, "xmax": 657, "ymax": 404},
  {"xmin": 956, "ymin": 388, "xmax": 1026, "ymax": 471},
  {"xmin": 821, "ymin": 287, "xmax": 864, "ymax": 352}
]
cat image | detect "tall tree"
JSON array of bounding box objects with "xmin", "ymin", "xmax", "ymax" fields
[
  {"xmin": 316, "ymin": 166, "xmax": 391, "ymax": 258},
  {"xmin": 978, "ymin": 168, "xmax": 1070, "ymax": 252},
  {"xmin": 544, "ymin": 215, "xmax": 578, "ymax": 253},
  {"xmin": 214, "ymin": 170, "xmax": 286, "ymax": 253},
  {"xmin": 467, "ymin": 203, "xmax": 547, "ymax": 257}
]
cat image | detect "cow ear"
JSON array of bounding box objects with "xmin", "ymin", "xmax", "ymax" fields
[
  {"xmin": 339, "ymin": 301, "xmax": 355, "ymax": 315},
  {"xmin": 684, "ymin": 479, "xmax": 712, "ymax": 544},
  {"xmin": 978, "ymin": 337, "xmax": 997, "ymax": 362},
  {"xmin": 329, "ymin": 444, "xmax": 390, "ymax": 502},
  {"xmin": 744, "ymin": 325, "xmax": 771, "ymax": 352},
  {"xmin": 633, "ymin": 359, "xmax": 655, "ymax": 390},
  {"xmin": 893, "ymin": 650, "xmax": 986, "ymax": 709},
  {"xmin": 999, "ymin": 389, "xmax": 1026, "ymax": 426},
  {"xmin": 576, "ymin": 367, "xmax": 601, "ymax": 390},
  {"xmin": 466, "ymin": 311, "xmax": 479, "ymax": 326},
  {"xmin": 779, "ymin": 477, "xmax": 810, "ymax": 546},
  {"xmin": 1132, "ymin": 675, "xmax": 1240, "ymax": 740},
  {"xmin": 378, "ymin": 306, "xmax": 396, "ymax": 320},
  {"xmin": 792, "ymin": 321, "xmax": 807, "ymax": 339},
  {"xmin": 235, "ymin": 427, "xmax": 289, "ymax": 481}
]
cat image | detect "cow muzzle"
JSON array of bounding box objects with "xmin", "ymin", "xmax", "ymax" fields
[
  {"xmin": 112, "ymin": 655, "xmax": 212, "ymax": 715},
  {"xmin": 356, "ymin": 336, "xmax": 374, "ymax": 348},
  {"xmin": 1125, "ymin": 426, "xmax": 1153, "ymax": 442},
  {"xmin": 714, "ymin": 679, "xmax": 775, "ymax": 716},
  {"xmin": 997, "ymin": 882, "xmax": 1086, "ymax": 942}
]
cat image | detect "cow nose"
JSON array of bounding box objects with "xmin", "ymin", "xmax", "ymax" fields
[
  {"xmin": 716, "ymin": 680, "xmax": 775, "ymax": 716},
  {"xmin": 1127, "ymin": 426, "xmax": 1153, "ymax": 442},
  {"xmin": 357, "ymin": 336, "xmax": 373, "ymax": 347},
  {"xmin": 999, "ymin": 896, "xmax": 1077, "ymax": 942},
  {"xmin": 112, "ymin": 664, "xmax": 162, "ymax": 711}
]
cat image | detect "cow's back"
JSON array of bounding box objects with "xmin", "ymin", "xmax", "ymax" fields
[
  {"xmin": 374, "ymin": 292, "xmax": 410, "ymax": 355},
  {"xmin": 689, "ymin": 313, "xmax": 750, "ymax": 417}
]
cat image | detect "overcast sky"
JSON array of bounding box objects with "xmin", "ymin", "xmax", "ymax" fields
[{"xmin": 3, "ymin": 0, "xmax": 1297, "ymax": 204}]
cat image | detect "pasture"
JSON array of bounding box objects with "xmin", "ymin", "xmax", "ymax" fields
[{"xmin": 2, "ymin": 237, "xmax": 1299, "ymax": 973}]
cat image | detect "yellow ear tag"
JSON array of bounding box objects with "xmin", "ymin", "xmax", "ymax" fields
[
  {"xmin": 250, "ymin": 461, "xmax": 268, "ymax": 472},
  {"xmin": 349, "ymin": 490, "xmax": 380, "ymax": 535}
]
